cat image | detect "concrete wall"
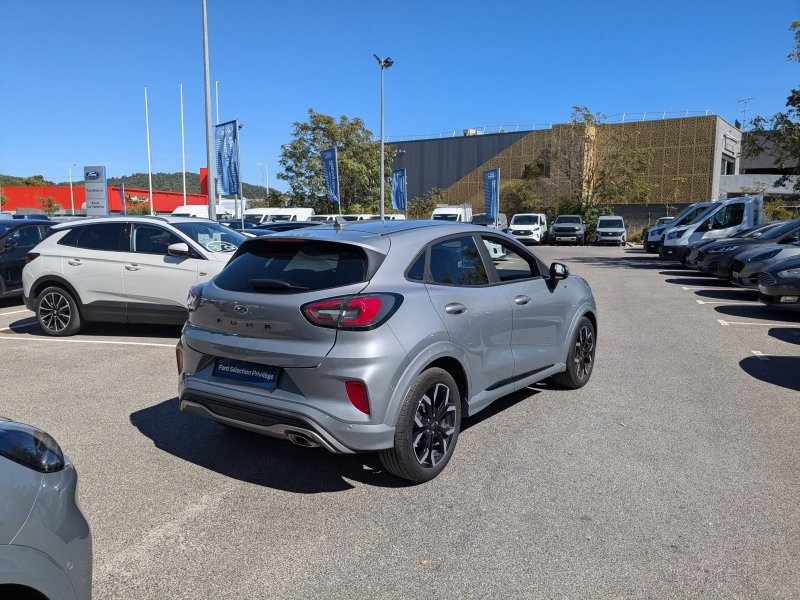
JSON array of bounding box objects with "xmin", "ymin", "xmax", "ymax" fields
[
  {"xmin": 390, "ymin": 131, "xmax": 529, "ymax": 200},
  {"xmin": 711, "ymin": 116, "xmax": 742, "ymax": 200},
  {"xmin": 719, "ymin": 174, "xmax": 798, "ymax": 197}
]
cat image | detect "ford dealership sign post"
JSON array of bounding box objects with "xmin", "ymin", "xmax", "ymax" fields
[
  {"xmin": 84, "ymin": 166, "xmax": 108, "ymax": 216},
  {"xmin": 483, "ymin": 168, "xmax": 500, "ymax": 228}
]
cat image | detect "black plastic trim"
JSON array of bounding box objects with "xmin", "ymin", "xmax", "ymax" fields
[{"xmin": 486, "ymin": 365, "xmax": 555, "ymax": 391}]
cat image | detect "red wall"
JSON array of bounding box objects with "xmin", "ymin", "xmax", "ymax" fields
[{"xmin": 2, "ymin": 185, "xmax": 209, "ymax": 214}]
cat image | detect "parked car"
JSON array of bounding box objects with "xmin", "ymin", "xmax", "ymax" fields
[
  {"xmin": 594, "ymin": 216, "xmax": 627, "ymax": 246},
  {"xmin": 219, "ymin": 216, "xmax": 264, "ymax": 231},
  {"xmin": 243, "ymin": 208, "xmax": 281, "ymax": 224},
  {"xmin": 309, "ymin": 215, "xmax": 337, "ymax": 222},
  {"xmin": 11, "ymin": 214, "xmax": 51, "ymax": 221},
  {"xmin": 730, "ymin": 239, "xmax": 800, "ymax": 288},
  {"xmin": 758, "ymin": 255, "xmax": 800, "ymax": 310},
  {"xmin": 470, "ymin": 213, "xmax": 508, "ymax": 231},
  {"xmin": 0, "ymin": 220, "xmax": 56, "ymax": 298},
  {"xmin": 340, "ymin": 214, "xmax": 375, "ymax": 222},
  {"xmin": 176, "ymin": 221, "xmax": 597, "ymax": 482},
  {"xmin": 249, "ymin": 221, "xmax": 324, "ymax": 235},
  {"xmin": 264, "ymin": 208, "xmax": 315, "ymax": 222},
  {"xmin": 645, "ymin": 203, "xmax": 712, "ymax": 253},
  {"xmin": 641, "ymin": 216, "xmax": 673, "ymax": 252},
  {"xmin": 367, "ymin": 214, "xmax": 407, "ymax": 221},
  {"xmin": 507, "ymin": 213, "xmax": 548, "ymax": 245},
  {"xmin": 696, "ymin": 218, "xmax": 800, "ymax": 280},
  {"xmin": 431, "ymin": 205, "xmax": 472, "ymax": 222},
  {"xmin": 660, "ymin": 195, "xmax": 764, "ymax": 261},
  {"xmin": 171, "ymin": 205, "xmax": 233, "ymax": 220},
  {"xmin": 0, "ymin": 417, "xmax": 92, "ymax": 600},
  {"xmin": 22, "ymin": 216, "xmax": 247, "ymax": 336},
  {"xmin": 683, "ymin": 221, "xmax": 788, "ymax": 267},
  {"xmin": 549, "ymin": 215, "xmax": 587, "ymax": 245}
]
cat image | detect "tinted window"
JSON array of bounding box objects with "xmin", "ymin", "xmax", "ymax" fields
[
  {"xmin": 131, "ymin": 224, "xmax": 183, "ymax": 254},
  {"xmin": 172, "ymin": 221, "xmax": 246, "ymax": 253},
  {"xmin": 8, "ymin": 226, "xmax": 43, "ymax": 248},
  {"xmin": 0, "ymin": 224, "xmax": 13, "ymax": 236},
  {"xmin": 75, "ymin": 223, "xmax": 124, "ymax": 251},
  {"xmin": 555, "ymin": 216, "xmax": 581, "ymax": 224},
  {"xmin": 407, "ymin": 252, "xmax": 425, "ymax": 281},
  {"xmin": 432, "ymin": 213, "xmax": 459, "ymax": 221},
  {"xmin": 481, "ymin": 237, "xmax": 538, "ymax": 281},
  {"xmin": 215, "ymin": 240, "xmax": 367, "ymax": 293},
  {"xmin": 429, "ymin": 236, "xmax": 488, "ymax": 286},
  {"xmin": 56, "ymin": 227, "xmax": 82, "ymax": 246}
]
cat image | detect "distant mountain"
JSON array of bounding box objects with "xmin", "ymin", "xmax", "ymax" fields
[{"xmin": 1, "ymin": 172, "xmax": 271, "ymax": 198}]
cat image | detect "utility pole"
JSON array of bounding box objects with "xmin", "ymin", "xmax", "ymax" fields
[
  {"xmin": 144, "ymin": 87, "xmax": 154, "ymax": 215},
  {"xmin": 737, "ymin": 97, "xmax": 755, "ymax": 130},
  {"xmin": 202, "ymin": 0, "xmax": 217, "ymax": 220},
  {"xmin": 180, "ymin": 83, "xmax": 187, "ymax": 206},
  {"xmin": 373, "ymin": 54, "xmax": 393, "ymax": 223},
  {"xmin": 68, "ymin": 164, "xmax": 77, "ymax": 215}
]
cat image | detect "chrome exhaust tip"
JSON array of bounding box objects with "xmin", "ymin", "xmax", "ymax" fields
[{"xmin": 286, "ymin": 432, "xmax": 320, "ymax": 448}]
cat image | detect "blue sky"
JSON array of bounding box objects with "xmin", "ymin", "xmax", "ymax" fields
[{"xmin": 1, "ymin": 0, "xmax": 797, "ymax": 190}]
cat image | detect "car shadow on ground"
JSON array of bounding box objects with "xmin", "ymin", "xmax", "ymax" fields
[
  {"xmin": 0, "ymin": 297, "xmax": 25, "ymax": 310},
  {"xmin": 769, "ymin": 327, "xmax": 800, "ymax": 346},
  {"xmin": 2, "ymin": 317, "xmax": 182, "ymax": 340},
  {"xmin": 693, "ymin": 289, "xmax": 759, "ymax": 301},
  {"xmin": 740, "ymin": 356, "xmax": 800, "ymax": 392},
  {"xmin": 664, "ymin": 277, "xmax": 732, "ymax": 287},
  {"xmin": 714, "ymin": 304, "xmax": 800, "ymax": 323},
  {"xmin": 461, "ymin": 387, "xmax": 540, "ymax": 432},
  {"xmin": 551, "ymin": 252, "xmax": 669, "ymax": 270}
]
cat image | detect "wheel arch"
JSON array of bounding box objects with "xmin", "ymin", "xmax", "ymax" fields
[{"xmin": 30, "ymin": 275, "xmax": 85, "ymax": 317}]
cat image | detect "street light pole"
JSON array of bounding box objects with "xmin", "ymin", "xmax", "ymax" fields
[
  {"xmin": 257, "ymin": 163, "xmax": 269, "ymax": 206},
  {"xmin": 68, "ymin": 164, "xmax": 77, "ymax": 215},
  {"xmin": 373, "ymin": 55, "xmax": 393, "ymax": 223},
  {"xmin": 180, "ymin": 82, "xmax": 187, "ymax": 206},
  {"xmin": 144, "ymin": 86, "xmax": 154, "ymax": 215},
  {"xmin": 202, "ymin": 0, "xmax": 217, "ymax": 220}
]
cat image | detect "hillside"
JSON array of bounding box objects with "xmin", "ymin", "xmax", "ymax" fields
[{"xmin": 1, "ymin": 172, "xmax": 271, "ymax": 198}]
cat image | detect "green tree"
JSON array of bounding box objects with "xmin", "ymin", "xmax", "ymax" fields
[
  {"xmin": 1, "ymin": 192, "xmax": 7, "ymax": 207},
  {"xmin": 744, "ymin": 20, "xmax": 800, "ymax": 193},
  {"xmin": 407, "ymin": 187, "xmax": 444, "ymax": 220},
  {"xmin": 277, "ymin": 109, "xmax": 395, "ymax": 213},
  {"xmin": 124, "ymin": 194, "xmax": 151, "ymax": 215},
  {"xmin": 500, "ymin": 180, "xmax": 544, "ymax": 216},
  {"xmin": 36, "ymin": 196, "xmax": 61, "ymax": 216}
]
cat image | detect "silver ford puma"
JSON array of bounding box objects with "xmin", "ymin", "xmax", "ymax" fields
[{"xmin": 177, "ymin": 220, "xmax": 597, "ymax": 482}]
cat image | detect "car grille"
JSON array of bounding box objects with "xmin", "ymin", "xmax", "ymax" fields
[
  {"xmin": 600, "ymin": 232, "xmax": 617, "ymax": 237},
  {"xmin": 758, "ymin": 272, "xmax": 777, "ymax": 286},
  {"xmin": 697, "ymin": 251, "xmax": 705, "ymax": 262},
  {"xmin": 513, "ymin": 230, "xmax": 532, "ymax": 236},
  {"xmin": 554, "ymin": 227, "xmax": 578, "ymax": 233},
  {"xmin": 732, "ymin": 259, "xmax": 745, "ymax": 273}
]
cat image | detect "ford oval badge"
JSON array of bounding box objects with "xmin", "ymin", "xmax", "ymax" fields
[
  {"xmin": 234, "ymin": 305, "xmax": 248, "ymax": 315},
  {"xmin": 85, "ymin": 171, "xmax": 101, "ymax": 179}
]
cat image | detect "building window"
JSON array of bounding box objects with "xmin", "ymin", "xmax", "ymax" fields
[{"xmin": 721, "ymin": 155, "xmax": 736, "ymax": 176}]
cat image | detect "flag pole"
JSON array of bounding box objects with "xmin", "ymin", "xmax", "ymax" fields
[
  {"xmin": 144, "ymin": 86, "xmax": 154, "ymax": 215},
  {"xmin": 180, "ymin": 82, "xmax": 187, "ymax": 206}
]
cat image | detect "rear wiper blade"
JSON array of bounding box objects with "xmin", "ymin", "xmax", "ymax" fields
[{"xmin": 249, "ymin": 279, "xmax": 309, "ymax": 292}]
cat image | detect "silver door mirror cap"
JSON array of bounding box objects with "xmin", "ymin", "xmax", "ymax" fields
[{"xmin": 168, "ymin": 242, "xmax": 191, "ymax": 258}]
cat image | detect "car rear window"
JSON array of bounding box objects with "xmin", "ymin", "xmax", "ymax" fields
[{"xmin": 214, "ymin": 240, "xmax": 368, "ymax": 293}]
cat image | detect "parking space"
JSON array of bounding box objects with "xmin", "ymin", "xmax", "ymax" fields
[{"xmin": 3, "ymin": 245, "xmax": 799, "ymax": 597}]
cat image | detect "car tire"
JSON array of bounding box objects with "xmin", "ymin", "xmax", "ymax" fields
[
  {"xmin": 552, "ymin": 316, "xmax": 595, "ymax": 389},
  {"xmin": 579, "ymin": 236, "xmax": 585, "ymax": 246},
  {"xmin": 35, "ymin": 286, "xmax": 82, "ymax": 337},
  {"xmin": 379, "ymin": 368, "xmax": 461, "ymax": 483}
]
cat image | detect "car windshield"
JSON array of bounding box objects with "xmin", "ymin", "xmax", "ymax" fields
[
  {"xmin": 0, "ymin": 224, "xmax": 14, "ymax": 236},
  {"xmin": 555, "ymin": 216, "xmax": 581, "ymax": 224},
  {"xmin": 598, "ymin": 219, "xmax": 624, "ymax": 228},
  {"xmin": 511, "ymin": 215, "xmax": 539, "ymax": 225},
  {"xmin": 433, "ymin": 213, "xmax": 459, "ymax": 221},
  {"xmin": 759, "ymin": 219, "xmax": 800, "ymax": 240},
  {"xmin": 309, "ymin": 216, "xmax": 330, "ymax": 221},
  {"xmin": 172, "ymin": 221, "xmax": 247, "ymax": 252},
  {"xmin": 675, "ymin": 206, "xmax": 709, "ymax": 226},
  {"xmin": 656, "ymin": 217, "xmax": 673, "ymax": 225}
]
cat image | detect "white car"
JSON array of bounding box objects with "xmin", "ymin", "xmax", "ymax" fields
[
  {"xmin": 22, "ymin": 216, "xmax": 247, "ymax": 336},
  {"xmin": 507, "ymin": 213, "xmax": 548, "ymax": 244},
  {"xmin": 171, "ymin": 205, "xmax": 233, "ymax": 220}
]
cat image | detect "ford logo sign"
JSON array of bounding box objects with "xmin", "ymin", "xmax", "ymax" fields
[
  {"xmin": 234, "ymin": 305, "xmax": 248, "ymax": 315},
  {"xmin": 85, "ymin": 171, "xmax": 101, "ymax": 179}
]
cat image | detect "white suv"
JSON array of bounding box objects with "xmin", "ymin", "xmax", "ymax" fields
[
  {"xmin": 507, "ymin": 213, "xmax": 548, "ymax": 244},
  {"xmin": 22, "ymin": 216, "xmax": 247, "ymax": 336}
]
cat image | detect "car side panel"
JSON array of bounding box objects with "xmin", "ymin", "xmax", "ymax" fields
[
  {"xmin": 0, "ymin": 460, "xmax": 42, "ymax": 545},
  {"xmin": 0, "ymin": 545, "xmax": 77, "ymax": 600}
]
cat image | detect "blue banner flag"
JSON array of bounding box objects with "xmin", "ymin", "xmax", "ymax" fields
[
  {"xmin": 483, "ymin": 168, "xmax": 500, "ymax": 220},
  {"xmin": 320, "ymin": 147, "xmax": 340, "ymax": 204},
  {"xmin": 214, "ymin": 120, "xmax": 241, "ymax": 196},
  {"xmin": 391, "ymin": 168, "xmax": 407, "ymax": 211}
]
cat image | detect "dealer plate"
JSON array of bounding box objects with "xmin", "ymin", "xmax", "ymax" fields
[{"xmin": 213, "ymin": 358, "xmax": 279, "ymax": 388}]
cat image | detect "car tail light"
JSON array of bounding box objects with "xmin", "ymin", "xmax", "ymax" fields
[
  {"xmin": 176, "ymin": 346, "xmax": 184, "ymax": 374},
  {"xmin": 24, "ymin": 252, "xmax": 40, "ymax": 264},
  {"xmin": 187, "ymin": 284, "xmax": 204, "ymax": 312},
  {"xmin": 301, "ymin": 293, "xmax": 403, "ymax": 330},
  {"xmin": 345, "ymin": 381, "xmax": 370, "ymax": 415}
]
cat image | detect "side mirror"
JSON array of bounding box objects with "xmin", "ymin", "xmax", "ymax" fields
[
  {"xmin": 167, "ymin": 242, "xmax": 191, "ymax": 258},
  {"xmin": 550, "ymin": 262, "xmax": 570, "ymax": 280},
  {"xmin": 0, "ymin": 239, "xmax": 17, "ymax": 254}
]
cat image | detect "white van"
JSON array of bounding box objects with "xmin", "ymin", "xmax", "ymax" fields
[
  {"xmin": 341, "ymin": 214, "xmax": 374, "ymax": 222},
  {"xmin": 645, "ymin": 202, "xmax": 712, "ymax": 253},
  {"xmin": 243, "ymin": 208, "xmax": 280, "ymax": 224},
  {"xmin": 507, "ymin": 213, "xmax": 548, "ymax": 244},
  {"xmin": 309, "ymin": 214, "xmax": 337, "ymax": 222},
  {"xmin": 171, "ymin": 205, "xmax": 233, "ymax": 220},
  {"xmin": 660, "ymin": 195, "xmax": 763, "ymax": 260},
  {"xmin": 431, "ymin": 204, "xmax": 473, "ymax": 222},
  {"xmin": 266, "ymin": 208, "xmax": 315, "ymax": 222},
  {"xmin": 367, "ymin": 214, "xmax": 406, "ymax": 221}
]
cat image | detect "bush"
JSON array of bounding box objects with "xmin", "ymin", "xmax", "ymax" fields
[
  {"xmin": 36, "ymin": 196, "xmax": 61, "ymax": 217},
  {"xmin": 627, "ymin": 228, "xmax": 644, "ymax": 244}
]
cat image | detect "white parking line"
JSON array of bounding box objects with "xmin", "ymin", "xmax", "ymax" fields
[
  {"xmin": 696, "ymin": 300, "xmax": 752, "ymax": 305},
  {"xmin": 751, "ymin": 351, "xmax": 769, "ymax": 360},
  {"xmin": 682, "ymin": 286, "xmax": 737, "ymax": 291},
  {"xmin": 717, "ymin": 319, "xmax": 784, "ymax": 326},
  {"xmin": 0, "ymin": 335, "xmax": 175, "ymax": 348},
  {"xmin": 0, "ymin": 309, "xmax": 33, "ymax": 316}
]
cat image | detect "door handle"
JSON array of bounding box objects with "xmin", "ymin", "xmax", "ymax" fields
[
  {"xmin": 445, "ymin": 303, "xmax": 467, "ymax": 315},
  {"xmin": 125, "ymin": 264, "xmax": 140, "ymax": 271},
  {"xmin": 67, "ymin": 259, "xmax": 82, "ymax": 266},
  {"xmin": 514, "ymin": 295, "xmax": 531, "ymax": 305}
]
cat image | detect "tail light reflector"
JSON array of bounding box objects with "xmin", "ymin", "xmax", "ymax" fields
[
  {"xmin": 187, "ymin": 284, "xmax": 204, "ymax": 312},
  {"xmin": 25, "ymin": 252, "xmax": 40, "ymax": 264},
  {"xmin": 345, "ymin": 381, "xmax": 370, "ymax": 415},
  {"xmin": 302, "ymin": 293, "xmax": 402, "ymax": 330},
  {"xmin": 176, "ymin": 347, "xmax": 184, "ymax": 374}
]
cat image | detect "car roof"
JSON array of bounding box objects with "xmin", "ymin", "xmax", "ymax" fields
[{"xmin": 50, "ymin": 215, "xmax": 215, "ymax": 229}]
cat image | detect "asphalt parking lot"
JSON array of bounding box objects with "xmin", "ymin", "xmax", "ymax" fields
[{"xmin": 2, "ymin": 244, "xmax": 799, "ymax": 598}]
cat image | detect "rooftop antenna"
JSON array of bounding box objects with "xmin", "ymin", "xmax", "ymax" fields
[{"xmin": 737, "ymin": 97, "xmax": 755, "ymax": 130}]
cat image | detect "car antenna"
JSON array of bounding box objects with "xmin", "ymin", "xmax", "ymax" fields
[{"xmin": 333, "ymin": 216, "xmax": 351, "ymax": 231}]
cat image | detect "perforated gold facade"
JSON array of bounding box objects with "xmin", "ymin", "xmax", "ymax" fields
[{"xmin": 443, "ymin": 115, "xmax": 718, "ymax": 210}]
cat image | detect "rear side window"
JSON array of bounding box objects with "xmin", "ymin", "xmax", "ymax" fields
[
  {"xmin": 215, "ymin": 240, "xmax": 368, "ymax": 293},
  {"xmin": 74, "ymin": 224, "xmax": 124, "ymax": 251},
  {"xmin": 57, "ymin": 227, "xmax": 82, "ymax": 246},
  {"xmin": 429, "ymin": 236, "xmax": 489, "ymax": 286},
  {"xmin": 406, "ymin": 252, "xmax": 425, "ymax": 281}
]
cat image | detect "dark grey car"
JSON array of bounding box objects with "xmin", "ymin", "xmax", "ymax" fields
[
  {"xmin": 177, "ymin": 221, "xmax": 598, "ymax": 482},
  {"xmin": 0, "ymin": 418, "xmax": 92, "ymax": 599}
]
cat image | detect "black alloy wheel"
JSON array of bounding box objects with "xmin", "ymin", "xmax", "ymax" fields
[
  {"xmin": 553, "ymin": 316, "xmax": 595, "ymax": 389},
  {"xmin": 35, "ymin": 285, "xmax": 82, "ymax": 336}
]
